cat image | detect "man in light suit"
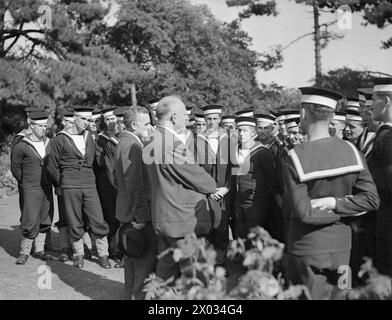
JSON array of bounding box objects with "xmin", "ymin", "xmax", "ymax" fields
[
  {"xmin": 113, "ymin": 106, "xmax": 157, "ymax": 300},
  {"xmin": 144, "ymin": 96, "xmax": 217, "ymax": 282}
]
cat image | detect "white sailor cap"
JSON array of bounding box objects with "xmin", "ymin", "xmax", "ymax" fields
[
  {"xmin": 63, "ymin": 111, "xmax": 74, "ymax": 122},
  {"xmin": 221, "ymin": 116, "xmax": 236, "ymax": 124},
  {"xmin": 373, "ymin": 77, "xmax": 392, "ymax": 93},
  {"xmin": 357, "ymin": 88, "xmax": 373, "ymax": 106},
  {"xmin": 345, "ymin": 110, "xmax": 363, "ymax": 122},
  {"xmin": 299, "ymin": 87, "xmax": 343, "ymax": 109},
  {"xmin": 29, "ymin": 111, "xmax": 49, "ymax": 125},
  {"xmin": 235, "ymin": 116, "xmax": 256, "ymax": 127},
  {"xmin": 283, "ymin": 110, "xmax": 300, "ymax": 122},
  {"xmin": 255, "ymin": 114, "xmax": 275, "ymax": 125},
  {"xmin": 102, "ymin": 106, "xmax": 117, "ymax": 118},
  {"xmin": 346, "ymin": 98, "xmax": 360, "ymax": 112},
  {"xmin": 73, "ymin": 106, "xmax": 94, "ymax": 117},
  {"xmin": 235, "ymin": 108, "xmax": 254, "ymax": 118},
  {"xmin": 194, "ymin": 113, "xmax": 205, "ymax": 123},
  {"xmin": 202, "ymin": 104, "xmax": 224, "ymax": 116},
  {"xmin": 333, "ymin": 111, "xmax": 346, "ymax": 122},
  {"xmin": 286, "ymin": 120, "xmax": 299, "ymax": 130},
  {"xmin": 186, "ymin": 106, "xmax": 193, "ymax": 116},
  {"xmin": 148, "ymin": 98, "xmax": 160, "ymax": 109}
]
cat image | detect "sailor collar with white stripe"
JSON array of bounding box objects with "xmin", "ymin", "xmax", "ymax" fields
[
  {"xmin": 21, "ymin": 136, "xmax": 49, "ymax": 160},
  {"xmin": 288, "ymin": 137, "xmax": 364, "ymax": 182},
  {"xmin": 98, "ymin": 132, "xmax": 119, "ymax": 145}
]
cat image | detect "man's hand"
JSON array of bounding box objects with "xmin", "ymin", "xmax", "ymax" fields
[
  {"xmin": 131, "ymin": 222, "xmax": 146, "ymax": 230},
  {"xmin": 209, "ymin": 187, "xmax": 229, "ymax": 201},
  {"xmin": 311, "ymin": 197, "xmax": 337, "ymax": 211}
]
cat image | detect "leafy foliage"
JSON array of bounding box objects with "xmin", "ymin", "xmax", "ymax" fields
[
  {"xmin": 144, "ymin": 227, "xmax": 310, "ymax": 300},
  {"xmin": 319, "ymin": 67, "xmax": 375, "ymax": 97}
]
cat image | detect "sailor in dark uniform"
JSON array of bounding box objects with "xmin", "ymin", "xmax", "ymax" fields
[
  {"xmin": 282, "ymin": 87, "xmax": 379, "ymax": 299},
  {"xmin": 343, "ymin": 109, "xmax": 371, "ymax": 283},
  {"xmin": 329, "ymin": 111, "xmax": 346, "ymax": 139},
  {"xmin": 255, "ymin": 113, "xmax": 285, "ymax": 242},
  {"xmin": 194, "ymin": 113, "xmax": 206, "ymax": 134},
  {"xmin": 196, "ymin": 104, "xmax": 232, "ymax": 268},
  {"xmin": 46, "ymin": 106, "xmax": 111, "ymax": 269},
  {"xmin": 232, "ymin": 117, "xmax": 278, "ymax": 238},
  {"xmin": 95, "ymin": 106, "xmax": 122, "ymax": 265},
  {"xmin": 357, "ymin": 89, "xmax": 380, "ymax": 154},
  {"xmin": 114, "ymin": 107, "xmax": 129, "ymax": 136},
  {"xmin": 88, "ymin": 109, "xmax": 101, "ymax": 140},
  {"xmin": 11, "ymin": 111, "xmax": 54, "ymax": 265},
  {"xmin": 343, "ymin": 110, "xmax": 365, "ymax": 145},
  {"xmin": 368, "ymin": 77, "xmax": 392, "ymax": 276},
  {"xmin": 221, "ymin": 116, "xmax": 236, "ymax": 132},
  {"xmin": 56, "ymin": 111, "xmax": 76, "ymax": 262},
  {"xmin": 356, "ymin": 88, "xmax": 379, "ymax": 265},
  {"xmin": 346, "ymin": 97, "xmax": 360, "ymax": 113},
  {"xmin": 147, "ymin": 98, "xmax": 160, "ymax": 127}
]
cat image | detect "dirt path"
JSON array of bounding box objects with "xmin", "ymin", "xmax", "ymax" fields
[
  {"xmin": 0, "ymin": 194, "xmax": 124, "ymax": 300},
  {"xmin": 0, "ymin": 194, "xmax": 243, "ymax": 300}
]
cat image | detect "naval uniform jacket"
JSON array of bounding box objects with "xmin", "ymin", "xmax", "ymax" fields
[
  {"xmin": 368, "ymin": 123, "xmax": 392, "ymax": 213},
  {"xmin": 46, "ymin": 130, "xmax": 97, "ymax": 189},
  {"xmin": 11, "ymin": 136, "xmax": 52, "ymax": 189},
  {"xmin": 233, "ymin": 142, "xmax": 278, "ymax": 222},
  {"xmin": 282, "ymin": 136, "xmax": 379, "ymax": 256}
]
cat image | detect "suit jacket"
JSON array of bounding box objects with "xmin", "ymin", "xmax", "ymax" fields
[
  {"xmin": 145, "ymin": 125, "xmax": 217, "ymax": 238},
  {"xmin": 113, "ymin": 131, "xmax": 150, "ymax": 225}
]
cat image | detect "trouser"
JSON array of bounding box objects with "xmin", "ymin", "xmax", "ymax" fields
[
  {"xmin": 20, "ymin": 187, "xmax": 53, "ymax": 239},
  {"xmin": 349, "ymin": 228, "xmax": 365, "ymax": 285},
  {"xmin": 62, "ymin": 187, "xmax": 109, "ymax": 257},
  {"xmin": 233, "ymin": 206, "xmax": 268, "ymax": 240},
  {"xmin": 123, "ymin": 223, "xmax": 158, "ymax": 300},
  {"xmin": 98, "ymin": 184, "xmax": 120, "ymax": 256},
  {"xmin": 375, "ymin": 214, "xmax": 392, "ymax": 276},
  {"xmin": 266, "ymin": 200, "xmax": 287, "ymax": 245},
  {"xmin": 19, "ymin": 232, "xmax": 47, "ymax": 255},
  {"xmin": 288, "ymin": 251, "xmax": 351, "ymax": 300},
  {"xmin": 207, "ymin": 199, "xmax": 229, "ymax": 265},
  {"xmin": 156, "ymin": 235, "xmax": 208, "ymax": 285}
]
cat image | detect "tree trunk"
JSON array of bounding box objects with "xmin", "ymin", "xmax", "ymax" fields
[
  {"xmin": 0, "ymin": 99, "xmax": 5, "ymax": 147},
  {"xmin": 312, "ymin": 0, "xmax": 322, "ymax": 86},
  {"xmin": 130, "ymin": 83, "xmax": 137, "ymax": 107},
  {"xmin": 0, "ymin": 3, "xmax": 6, "ymax": 58}
]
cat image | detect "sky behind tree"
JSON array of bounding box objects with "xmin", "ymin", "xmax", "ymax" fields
[{"xmin": 191, "ymin": 0, "xmax": 392, "ymax": 88}]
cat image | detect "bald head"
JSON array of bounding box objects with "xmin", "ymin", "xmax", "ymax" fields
[{"xmin": 156, "ymin": 96, "xmax": 187, "ymax": 132}]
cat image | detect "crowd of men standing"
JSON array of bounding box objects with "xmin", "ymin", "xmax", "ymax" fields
[{"xmin": 9, "ymin": 76, "xmax": 392, "ymax": 300}]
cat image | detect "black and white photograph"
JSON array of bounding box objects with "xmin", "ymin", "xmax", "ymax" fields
[{"xmin": 0, "ymin": 0, "xmax": 391, "ymax": 303}]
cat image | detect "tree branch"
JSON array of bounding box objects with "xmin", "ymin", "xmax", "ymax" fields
[
  {"xmin": 3, "ymin": 22, "xmax": 24, "ymax": 56},
  {"xmin": 22, "ymin": 43, "xmax": 37, "ymax": 62},
  {"xmin": 281, "ymin": 32, "xmax": 313, "ymax": 52}
]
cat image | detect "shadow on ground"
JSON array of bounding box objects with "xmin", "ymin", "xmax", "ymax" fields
[
  {"xmin": 46, "ymin": 259, "xmax": 124, "ymax": 300},
  {"xmin": 0, "ymin": 225, "xmax": 21, "ymax": 259},
  {"xmin": 0, "ymin": 226, "xmax": 123, "ymax": 300}
]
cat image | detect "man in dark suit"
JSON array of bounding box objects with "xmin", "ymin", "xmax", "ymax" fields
[
  {"xmin": 144, "ymin": 96, "xmax": 217, "ymax": 282},
  {"xmin": 113, "ymin": 106, "xmax": 156, "ymax": 299}
]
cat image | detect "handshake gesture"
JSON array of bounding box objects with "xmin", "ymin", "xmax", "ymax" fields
[{"xmin": 209, "ymin": 187, "xmax": 229, "ymax": 201}]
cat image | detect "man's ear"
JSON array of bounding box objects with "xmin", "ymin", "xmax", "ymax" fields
[
  {"xmin": 171, "ymin": 112, "xmax": 176, "ymax": 124},
  {"xmin": 385, "ymin": 95, "xmax": 391, "ymax": 107},
  {"xmin": 300, "ymin": 107, "xmax": 306, "ymax": 120}
]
